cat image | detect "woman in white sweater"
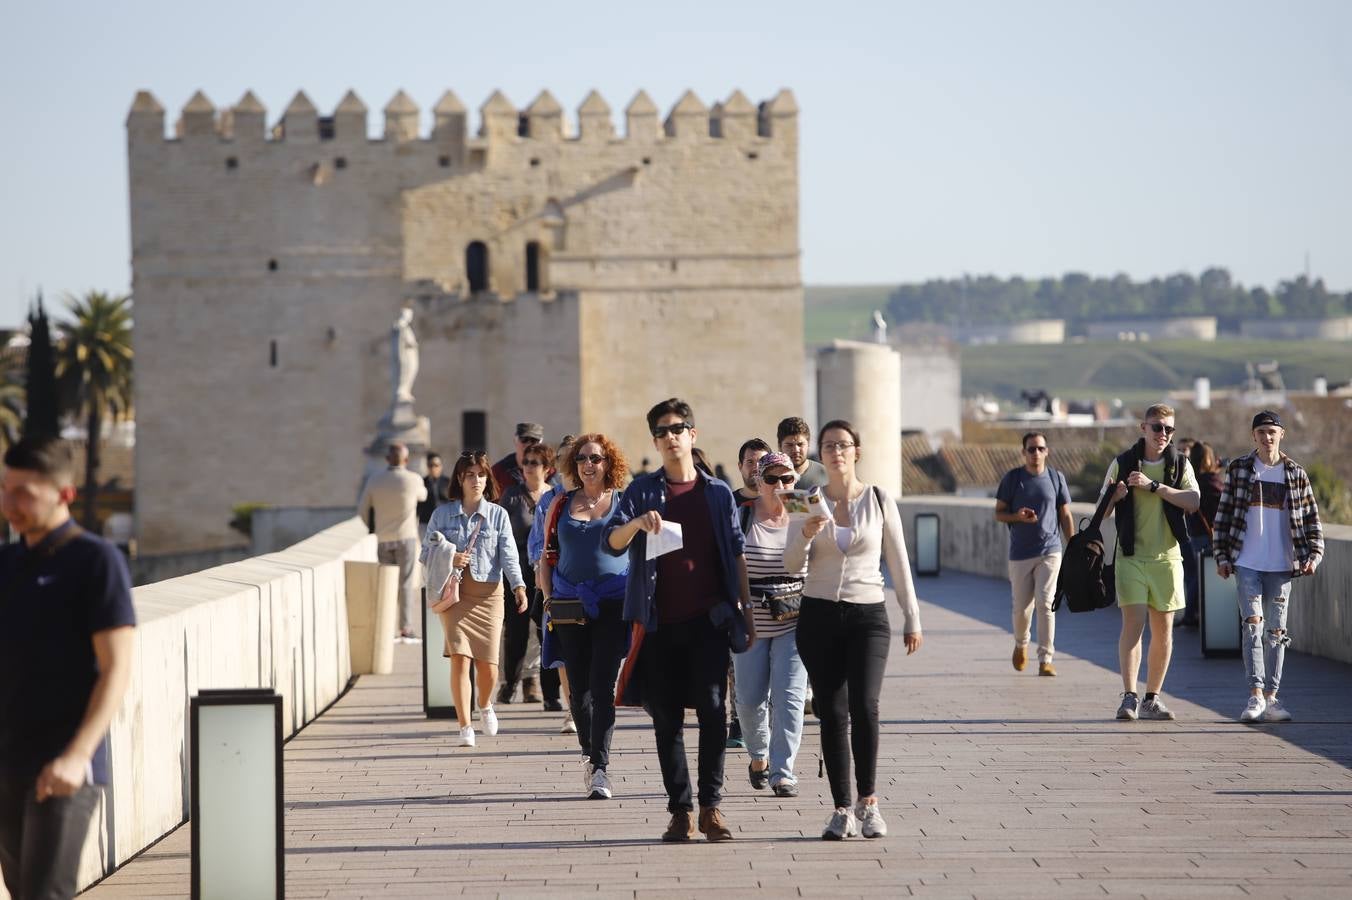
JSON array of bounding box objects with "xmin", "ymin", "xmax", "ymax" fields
[{"xmin": 784, "ymin": 419, "xmax": 923, "ymax": 841}]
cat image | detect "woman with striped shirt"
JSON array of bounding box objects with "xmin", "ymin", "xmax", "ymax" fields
[{"xmin": 732, "ymin": 451, "xmax": 810, "ymax": 798}]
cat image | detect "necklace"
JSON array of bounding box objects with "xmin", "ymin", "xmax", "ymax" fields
[{"xmin": 578, "ymin": 489, "xmax": 608, "ymax": 510}]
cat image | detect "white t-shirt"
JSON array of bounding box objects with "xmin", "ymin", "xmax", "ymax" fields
[{"xmin": 1235, "ymin": 459, "xmax": 1293, "ymax": 572}]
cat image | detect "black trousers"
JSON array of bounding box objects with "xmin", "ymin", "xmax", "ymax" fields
[
  {"xmin": 795, "ymin": 596, "xmax": 891, "ymax": 809},
  {"xmin": 552, "ymin": 603, "xmax": 629, "ymax": 769},
  {"xmin": 0, "ymin": 777, "xmax": 101, "ymax": 900},
  {"xmin": 643, "ymin": 614, "xmax": 731, "ymax": 813},
  {"xmin": 500, "ymin": 567, "xmax": 535, "ymax": 690}
]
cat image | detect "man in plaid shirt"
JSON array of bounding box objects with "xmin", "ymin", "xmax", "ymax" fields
[{"xmin": 1213, "ymin": 410, "xmax": 1324, "ymax": 724}]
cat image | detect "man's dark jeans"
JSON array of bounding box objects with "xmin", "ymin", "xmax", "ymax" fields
[
  {"xmin": 0, "ymin": 777, "xmax": 100, "ymax": 900},
  {"xmin": 642, "ymin": 614, "xmax": 730, "ymax": 813}
]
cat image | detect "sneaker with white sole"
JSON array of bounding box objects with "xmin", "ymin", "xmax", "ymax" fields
[
  {"xmin": 1139, "ymin": 696, "xmax": 1176, "ymax": 720},
  {"xmin": 854, "ymin": 800, "xmax": 888, "ymax": 839},
  {"xmin": 561, "ymin": 712, "xmax": 577, "ymax": 734},
  {"xmin": 821, "ymin": 807, "xmax": 858, "ymax": 841},
  {"xmin": 1262, "ymin": 697, "xmax": 1293, "ymax": 722},
  {"xmin": 588, "ymin": 768, "xmax": 613, "ymax": 800},
  {"xmin": 582, "ymin": 758, "xmax": 594, "ymax": 791},
  {"xmin": 1239, "ymin": 695, "xmax": 1267, "ymax": 723},
  {"xmin": 458, "ymin": 726, "xmax": 476, "ymax": 747},
  {"xmin": 479, "ymin": 706, "xmax": 499, "ymax": 736},
  {"xmin": 1116, "ymin": 692, "xmax": 1139, "ymax": 721}
]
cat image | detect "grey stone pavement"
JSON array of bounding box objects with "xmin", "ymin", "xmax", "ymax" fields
[{"xmin": 87, "ymin": 572, "xmax": 1352, "ymax": 898}]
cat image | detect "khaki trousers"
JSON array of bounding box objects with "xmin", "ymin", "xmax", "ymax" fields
[{"xmin": 1009, "ymin": 552, "xmax": 1060, "ymax": 664}]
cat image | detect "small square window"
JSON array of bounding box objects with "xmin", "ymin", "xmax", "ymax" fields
[
  {"xmin": 225, "ymin": 157, "xmax": 238, "ymax": 170},
  {"xmin": 438, "ymin": 155, "xmax": 451, "ymax": 168},
  {"xmin": 529, "ymin": 157, "xmax": 540, "ymax": 167},
  {"xmin": 334, "ymin": 157, "xmax": 347, "ymax": 169}
]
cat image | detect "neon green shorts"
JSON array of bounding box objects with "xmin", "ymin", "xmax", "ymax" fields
[{"xmin": 1115, "ymin": 555, "xmax": 1185, "ymax": 613}]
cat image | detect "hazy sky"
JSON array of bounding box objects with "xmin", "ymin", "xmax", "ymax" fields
[{"xmin": 3, "ymin": 0, "xmax": 1349, "ymax": 327}]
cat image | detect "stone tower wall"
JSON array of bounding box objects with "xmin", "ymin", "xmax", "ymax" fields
[{"xmin": 128, "ymin": 88, "xmax": 802, "ymax": 553}]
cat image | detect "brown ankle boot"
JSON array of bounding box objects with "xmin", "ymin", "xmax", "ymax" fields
[
  {"xmin": 661, "ymin": 809, "xmax": 697, "ymax": 843},
  {"xmin": 698, "ymin": 805, "xmax": 733, "ymax": 841},
  {"xmin": 521, "ymin": 675, "xmax": 543, "ymax": 703}
]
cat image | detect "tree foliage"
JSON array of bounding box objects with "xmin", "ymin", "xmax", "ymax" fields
[
  {"xmin": 55, "ymin": 291, "xmax": 134, "ymax": 529},
  {"xmin": 1306, "ymin": 462, "xmax": 1352, "ymax": 527},
  {"xmin": 887, "ymin": 269, "xmax": 1351, "ymax": 327},
  {"xmin": 23, "ymin": 294, "xmax": 60, "ymax": 441}
]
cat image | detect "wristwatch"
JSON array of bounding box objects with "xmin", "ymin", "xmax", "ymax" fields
[{"xmin": 1149, "ymin": 480, "xmax": 1160, "ymax": 493}]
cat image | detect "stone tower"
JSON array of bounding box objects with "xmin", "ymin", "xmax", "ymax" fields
[{"xmin": 128, "ymin": 87, "xmax": 803, "ymax": 553}]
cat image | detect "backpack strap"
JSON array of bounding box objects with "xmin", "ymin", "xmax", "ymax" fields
[
  {"xmin": 738, "ymin": 500, "xmax": 755, "ymax": 535},
  {"xmin": 543, "ymin": 489, "xmax": 573, "ymax": 566}
]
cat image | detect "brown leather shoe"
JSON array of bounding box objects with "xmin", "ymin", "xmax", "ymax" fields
[
  {"xmin": 1012, "ymin": 645, "xmax": 1028, "ymax": 671},
  {"xmin": 1039, "ymin": 662, "xmax": 1057, "ymax": 677},
  {"xmin": 661, "ymin": 809, "xmax": 698, "ymax": 843},
  {"xmin": 698, "ymin": 805, "xmax": 734, "ymax": 842},
  {"xmin": 521, "ymin": 676, "xmax": 543, "ymax": 703}
]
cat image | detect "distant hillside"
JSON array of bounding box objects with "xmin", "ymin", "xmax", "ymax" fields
[{"xmin": 804, "ymin": 284, "xmax": 895, "ymax": 344}]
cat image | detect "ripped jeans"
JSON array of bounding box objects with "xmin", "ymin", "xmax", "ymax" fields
[{"xmin": 1235, "ymin": 566, "xmax": 1291, "ymax": 694}]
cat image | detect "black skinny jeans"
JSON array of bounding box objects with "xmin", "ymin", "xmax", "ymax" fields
[
  {"xmin": 0, "ymin": 777, "xmax": 101, "ymax": 900},
  {"xmin": 500, "ymin": 566, "xmax": 535, "ymax": 691},
  {"xmin": 643, "ymin": 614, "xmax": 731, "ymax": 812},
  {"xmin": 795, "ymin": 596, "xmax": 891, "ymax": 810},
  {"xmin": 552, "ymin": 602, "xmax": 629, "ymax": 769}
]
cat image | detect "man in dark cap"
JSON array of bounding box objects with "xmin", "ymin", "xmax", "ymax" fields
[
  {"xmin": 1213, "ymin": 410, "xmax": 1324, "ymax": 724},
  {"xmin": 491, "ymin": 422, "xmax": 544, "ymax": 495}
]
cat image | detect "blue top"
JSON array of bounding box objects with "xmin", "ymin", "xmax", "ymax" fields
[
  {"xmin": 0, "ymin": 521, "xmax": 136, "ymax": 784},
  {"xmin": 421, "ymin": 499, "xmax": 526, "ymax": 590},
  {"xmin": 556, "ymin": 490, "xmax": 628, "ymax": 585},
  {"xmin": 995, "ymin": 466, "xmax": 1071, "ymax": 561},
  {"xmin": 601, "ymin": 468, "xmax": 745, "ymax": 631},
  {"xmin": 527, "ymin": 483, "xmax": 566, "ymax": 565}
]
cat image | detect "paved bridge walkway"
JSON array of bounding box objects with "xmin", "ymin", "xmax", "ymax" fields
[{"xmin": 88, "ymin": 572, "xmax": 1352, "ymax": 899}]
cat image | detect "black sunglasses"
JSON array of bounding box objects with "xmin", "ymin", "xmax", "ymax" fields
[
  {"xmin": 761, "ymin": 473, "xmax": 796, "ymax": 486},
  {"xmin": 576, "ymin": 453, "xmax": 606, "ymax": 465},
  {"xmin": 651, "ymin": 422, "xmax": 693, "ymax": 438},
  {"xmin": 1148, "ymin": 423, "xmax": 1176, "ymax": 436},
  {"xmin": 1024, "ymin": 445, "xmax": 1048, "ymax": 453}
]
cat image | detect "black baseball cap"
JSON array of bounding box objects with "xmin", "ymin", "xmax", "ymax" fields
[{"xmin": 1251, "ymin": 410, "xmax": 1282, "ymax": 430}]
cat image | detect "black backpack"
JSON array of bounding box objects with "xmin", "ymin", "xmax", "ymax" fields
[{"xmin": 1052, "ymin": 482, "xmax": 1119, "ymax": 613}]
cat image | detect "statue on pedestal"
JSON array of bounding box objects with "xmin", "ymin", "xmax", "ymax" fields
[{"xmin": 363, "ymin": 306, "xmax": 432, "ymax": 487}]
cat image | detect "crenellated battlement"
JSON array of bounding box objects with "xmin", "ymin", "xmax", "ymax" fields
[{"xmin": 127, "ymin": 87, "xmax": 798, "ymax": 146}]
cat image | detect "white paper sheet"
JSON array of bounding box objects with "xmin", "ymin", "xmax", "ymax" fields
[{"xmin": 645, "ymin": 520, "xmax": 684, "ymax": 560}]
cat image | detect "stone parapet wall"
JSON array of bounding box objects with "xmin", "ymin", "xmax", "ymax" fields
[
  {"xmin": 39, "ymin": 519, "xmax": 375, "ymax": 898},
  {"xmin": 896, "ymin": 495, "xmax": 1352, "ymax": 666}
]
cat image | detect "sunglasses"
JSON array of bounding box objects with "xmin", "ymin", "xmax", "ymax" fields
[
  {"xmin": 651, "ymin": 422, "xmax": 693, "ymax": 438},
  {"xmin": 1024, "ymin": 445, "xmax": 1048, "ymax": 454},
  {"xmin": 761, "ymin": 473, "xmax": 796, "ymax": 486},
  {"xmin": 821, "ymin": 441, "xmax": 856, "ymax": 454},
  {"xmin": 1148, "ymin": 423, "xmax": 1176, "ymax": 436},
  {"xmin": 576, "ymin": 454, "xmax": 606, "ymax": 465},
  {"xmin": 521, "ymin": 460, "xmax": 544, "ymax": 468}
]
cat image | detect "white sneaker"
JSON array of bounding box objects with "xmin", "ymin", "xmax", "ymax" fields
[
  {"xmin": 1263, "ymin": 697, "xmax": 1293, "ymax": 722},
  {"xmin": 855, "ymin": 800, "xmax": 888, "ymax": 838},
  {"xmin": 582, "ymin": 758, "xmax": 594, "ymax": 791},
  {"xmin": 561, "ymin": 712, "xmax": 577, "ymax": 734},
  {"xmin": 588, "ymin": 768, "xmax": 613, "ymax": 800},
  {"xmin": 822, "ymin": 807, "xmax": 858, "ymax": 841},
  {"xmin": 1239, "ymin": 695, "xmax": 1267, "ymax": 723},
  {"xmin": 479, "ymin": 706, "xmax": 499, "ymax": 736},
  {"xmin": 458, "ymin": 726, "xmax": 476, "ymax": 747}
]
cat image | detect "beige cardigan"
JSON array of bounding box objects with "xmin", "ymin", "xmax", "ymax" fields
[{"xmin": 783, "ymin": 484, "xmax": 922, "ymax": 634}]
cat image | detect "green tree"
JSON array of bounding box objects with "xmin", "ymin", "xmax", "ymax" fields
[
  {"xmin": 55, "ymin": 291, "xmax": 133, "ymax": 529},
  {"xmin": 0, "ymin": 377, "xmax": 23, "ymax": 453},
  {"xmin": 1066, "ymin": 441, "xmax": 1119, "ymax": 504},
  {"xmin": 24, "ymin": 294, "xmax": 60, "ymax": 441},
  {"xmin": 1306, "ymin": 462, "xmax": 1352, "ymax": 526}
]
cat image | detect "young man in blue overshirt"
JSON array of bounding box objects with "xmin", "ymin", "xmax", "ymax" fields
[
  {"xmin": 605, "ymin": 398, "xmax": 756, "ymax": 843},
  {"xmin": 1, "ymin": 437, "xmax": 136, "ymax": 899}
]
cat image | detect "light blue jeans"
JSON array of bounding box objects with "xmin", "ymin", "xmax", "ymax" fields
[
  {"xmin": 1235, "ymin": 566, "xmax": 1292, "ymax": 694},
  {"xmin": 732, "ymin": 628, "xmax": 808, "ymax": 787}
]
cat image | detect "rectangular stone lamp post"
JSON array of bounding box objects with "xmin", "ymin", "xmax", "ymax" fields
[
  {"xmin": 913, "ymin": 513, "xmax": 941, "ymax": 576},
  {"xmin": 190, "ymin": 688, "xmax": 284, "ymax": 900},
  {"xmin": 422, "ymin": 590, "xmax": 456, "ymax": 718},
  {"xmin": 1199, "ymin": 548, "xmax": 1241, "ymax": 657}
]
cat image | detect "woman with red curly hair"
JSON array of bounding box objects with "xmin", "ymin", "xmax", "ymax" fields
[{"xmin": 539, "ymin": 433, "xmax": 631, "ymax": 800}]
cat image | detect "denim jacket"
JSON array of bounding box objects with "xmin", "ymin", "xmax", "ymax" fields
[
  {"xmin": 421, "ymin": 500, "xmax": 525, "ymax": 590},
  {"xmin": 601, "ymin": 469, "xmax": 745, "ymax": 631}
]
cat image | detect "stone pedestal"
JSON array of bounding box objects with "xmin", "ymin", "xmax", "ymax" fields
[
  {"xmin": 345, "ymin": 560, "xmax": 398, "ymax": 675},
  {"xmin": 362, "ymin": 400, "xmax": 432, "ymax": 483}
]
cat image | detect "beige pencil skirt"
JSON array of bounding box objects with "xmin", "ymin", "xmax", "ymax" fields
[{"xmin": 437, "ymin": 573, "xmax": 504, "ymax": 664}]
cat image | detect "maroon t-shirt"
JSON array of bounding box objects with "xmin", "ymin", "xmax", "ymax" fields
[{"xmin": 655, "ymin": 476, "xmax": 726, "ymax": 624}]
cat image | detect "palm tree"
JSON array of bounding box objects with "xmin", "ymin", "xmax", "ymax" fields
[
  {"xmin": 55, "ymin": 291, "xmax": 133, "ymax": 529},
  {"xmin": 0, "ymin": 377, "xmax": 22, "ymax": 453}
]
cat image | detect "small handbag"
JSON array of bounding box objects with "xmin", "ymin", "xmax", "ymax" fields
[
  {"xmin": 766, "ymin": 590, "xmax": 802, "ymax": 622},
  {"xmin": 546, "ymin": 597, "xmax": 588, "ymax": 627},
  {"xmin": 430, "ymin": 520, "xmax": 481, "ymax": 614}
]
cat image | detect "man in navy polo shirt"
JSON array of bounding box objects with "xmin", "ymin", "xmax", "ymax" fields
[{"xmin": 0, "ymin": 437, "xmax": 136, "ymax": 900}]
